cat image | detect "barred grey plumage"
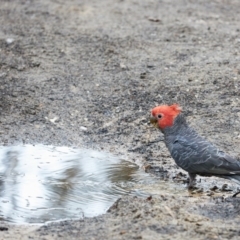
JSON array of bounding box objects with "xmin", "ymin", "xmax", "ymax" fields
[
  {"xmin": 151, "ymin": 104, "xmax": 240, "ymax": 195},
  {"xmin": 163, "ymin": 114, "xmax": 240, "ymax": 187}
]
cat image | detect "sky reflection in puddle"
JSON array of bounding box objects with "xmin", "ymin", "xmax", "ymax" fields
[{"xmin": 0, "ymin": 145, "xmax": 154, "ymax": 224}]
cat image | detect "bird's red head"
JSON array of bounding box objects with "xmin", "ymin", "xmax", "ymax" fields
[{"xmin": 150, "ymin": 104, "xmax": 182, "ymax": 129}]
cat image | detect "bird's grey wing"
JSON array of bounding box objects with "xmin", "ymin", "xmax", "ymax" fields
[
  {"xmin": 171, "ymin": 137, "xmax": 240, "ymax": 175},
  {"xmin": 206, "ymin": 151, "xmax": 240, "ymax": 175}
]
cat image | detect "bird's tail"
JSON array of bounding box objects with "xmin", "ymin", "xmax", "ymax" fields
[{"xmin": 222, "ymin": 175, "xmax": 240, "ymax": 185}]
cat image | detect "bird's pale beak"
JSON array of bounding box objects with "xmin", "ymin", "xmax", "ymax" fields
[
  {"xmin": 150, "ymin": 116, "xmax": 158, "ymax": 128},
  {"xmin": 150, "ymin": 116, "xmax": 157, "ymax": 124}
]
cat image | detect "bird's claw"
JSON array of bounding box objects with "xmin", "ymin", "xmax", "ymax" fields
[{"xmin": 188, "ymin": 185, "xmax": 198, "ymax": 191}]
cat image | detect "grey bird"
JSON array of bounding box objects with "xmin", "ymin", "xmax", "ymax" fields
[{"xmin": 150, "ymin": 104, "xmax": 240, "ymax": 196}]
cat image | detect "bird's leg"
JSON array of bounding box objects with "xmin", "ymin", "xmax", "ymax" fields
[{"xmin": 188, "ymin": 173, "xmax": 197, "ymax": 189}]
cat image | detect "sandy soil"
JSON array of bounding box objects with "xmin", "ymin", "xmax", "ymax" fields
[{"xmin": 1, "ymin": 0, "xmax": 240, "ymax": 239}]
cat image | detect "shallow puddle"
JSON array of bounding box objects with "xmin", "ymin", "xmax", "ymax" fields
[{"xmin": 0, "ymin": 145, "xmax": 156, "ymax": 224}]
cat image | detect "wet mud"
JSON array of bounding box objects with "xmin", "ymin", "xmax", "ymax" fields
[{"xmin": 1, "ymin": 0, "xmax": 240, "ymax": 239}]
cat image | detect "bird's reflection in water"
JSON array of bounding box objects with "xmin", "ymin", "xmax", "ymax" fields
[{"xmin": 0, "ymin": 145, "xmax": 154, "ymax": 224}]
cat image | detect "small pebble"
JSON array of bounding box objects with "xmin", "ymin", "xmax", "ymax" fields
[
  {"xmin": 6, "ymin": 38, "xmax": 14, "ymax": 44},
  {"xmin": 80, "ymin": 126, "xmax": 87, "ymax": 131}
]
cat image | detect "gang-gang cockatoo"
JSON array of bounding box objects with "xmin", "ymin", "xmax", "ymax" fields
[{"xmin": 150, "ymin": 104, "xmax": 240, "ymax": 196}]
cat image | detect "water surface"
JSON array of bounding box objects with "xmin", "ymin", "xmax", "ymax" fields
[{"xmin": 0, "ymin": 145, "xmax": 154, "ymax": 224}]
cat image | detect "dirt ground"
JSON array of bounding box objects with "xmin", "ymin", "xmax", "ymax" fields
[{"xmin": 1, "ymin": 0, "xmax": 240, "ymax": 239}]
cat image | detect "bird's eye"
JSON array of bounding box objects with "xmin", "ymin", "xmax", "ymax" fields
[{"xmin": 157, "ymin": 114, "xmax": 162, "ymax": 119}]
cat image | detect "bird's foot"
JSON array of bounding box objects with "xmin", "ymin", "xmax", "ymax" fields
[
  {"xmin": 188, "ymin": 186, "xmax": 203, "ymax": 194},
  {"xmin": 188, "ymin": 184, "xmax": 197, "ymax": 190},
  {"xmin": 187, "ymin": 179, "xmax": 197, "ymax": 190}
]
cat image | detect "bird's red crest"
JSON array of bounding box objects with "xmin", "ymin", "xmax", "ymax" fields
[{"xmin": 151, "ymin": 104, "xmax": 182, "ymax": 129}]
